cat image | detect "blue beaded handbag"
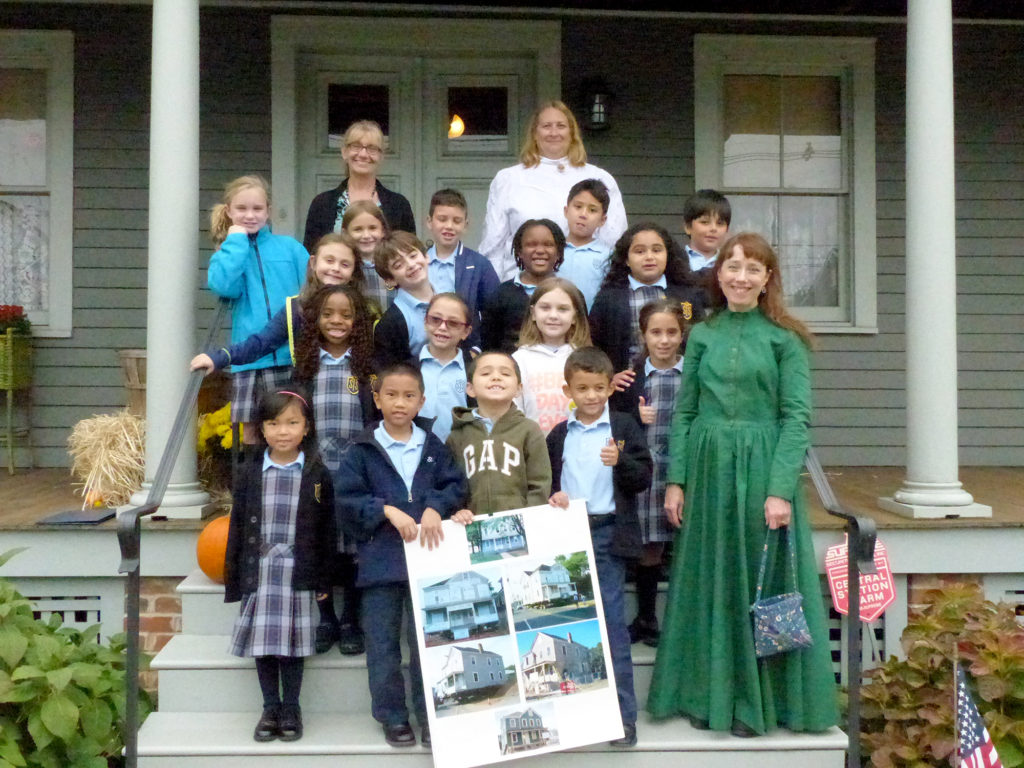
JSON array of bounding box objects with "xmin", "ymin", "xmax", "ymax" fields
[{"xmin": 750, "ymin": 527, "xmax": 813, "ymax": 658}]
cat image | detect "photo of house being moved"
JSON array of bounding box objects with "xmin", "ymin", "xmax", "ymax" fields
[
  {"xmin": 496, "ymin": 703, "xmax": 558, "ymax": 755},
  {"xmin": 517, "ymin": 621, "xmax": 608, "ymax": 699},
  {"xmin": 466, "ymin": 513, "xmax": 528, "ymax": 563},
  {"xmin": 430, "ymin": 638, "xmax": 519, "ymax": 717},
  {"xmin": 508, "ymin": 553, "xmax": 597, "ymax": 630},
  {"xmin": 420, "ymin": 568, "xmax": 509, "ymax": 646}
]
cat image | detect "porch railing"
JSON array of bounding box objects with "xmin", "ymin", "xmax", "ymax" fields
[
  {"xmin": 804, "ymin": 447, "xmax": 878, "ymax": 768},
  {"xmin": 117, "ymin": 300, "xmax": 229, "ymax": 768}
]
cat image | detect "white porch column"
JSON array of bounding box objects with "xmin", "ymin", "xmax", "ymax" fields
[
  {"xmin": 878, "ymin": 0, "xmax": 990, "ymax": 519},
  {"xmin": 127, "ymin": 0, "xmax": 208, "ymax": 517}
]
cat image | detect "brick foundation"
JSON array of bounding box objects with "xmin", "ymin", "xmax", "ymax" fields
[{"xmin": 135, "ymin": 576, "xmax": 183, "ymax": 694}]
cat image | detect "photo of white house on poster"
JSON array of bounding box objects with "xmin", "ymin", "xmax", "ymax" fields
[{"xmin": 405, "ymin": 502, "xmax": 623, "ymax": 768}]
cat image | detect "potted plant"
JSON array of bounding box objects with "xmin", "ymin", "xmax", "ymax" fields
[{"xmin": 0, "ymin": 305, "xmax": 32, "ymax": 391}]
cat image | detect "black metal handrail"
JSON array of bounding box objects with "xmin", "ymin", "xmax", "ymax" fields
[
  {"xmin": 804, "ymin": 448, "xmax": 878, "ymax": 768},
  {"xmin": 117, "ymin": 301, "xmax": 229, "ymax": 768}
]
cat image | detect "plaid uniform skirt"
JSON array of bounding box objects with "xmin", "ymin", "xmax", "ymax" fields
[
  {"xmin": 637, "ymin": 367, "xmax": 681, "ymax": 544},
  {"xmin": 231, "ymin": 365, "xmax": 294, "ymax": 423},
  {"xmin": 228, "ymin": 464, "xmax": 316, "ymax": 658},
  {"xmin": 314, "ymin": 360, "xmax": 364, "ymax": 553}
]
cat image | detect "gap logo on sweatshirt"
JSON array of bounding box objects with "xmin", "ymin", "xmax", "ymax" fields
[{"xmin": 462, "ymin": 441, "xmax": 521, "ymax": 477}]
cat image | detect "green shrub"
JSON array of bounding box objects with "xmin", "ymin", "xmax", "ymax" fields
[
  {"xmin": 0, "ymin": 550, "xmax": 152, "ymax": 768},
  {"xmin": 860, "ymin": 582, "xmax": 1024, "ymax": 768}
]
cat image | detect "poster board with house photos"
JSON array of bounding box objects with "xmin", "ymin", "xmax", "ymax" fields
[{"xmin": 405, "ymin": 501, "xmax": 622, "ymax": 768}]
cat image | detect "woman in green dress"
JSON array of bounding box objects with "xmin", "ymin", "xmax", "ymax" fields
[{"xmin": 647, "ymin": 232, "xmax": 838, "ymax": 736}]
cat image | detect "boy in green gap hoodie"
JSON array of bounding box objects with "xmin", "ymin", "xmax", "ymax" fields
[{"xmin": 446, "ymin": 351, "xmax": 552, "ymax": 516}]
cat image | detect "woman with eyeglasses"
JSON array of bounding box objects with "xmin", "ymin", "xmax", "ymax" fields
[
  {"xmin": 303, "ymin": 120, "xmax": 417, "ymax": 252},
  {"xmin": 478, "ymin": 101, "xmax": 628, "ymax": 282}
]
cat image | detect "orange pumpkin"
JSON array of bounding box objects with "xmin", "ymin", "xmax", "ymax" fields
[{"xmin": 196, "ymin": 515, "xmax": 231, "ymax": 583}]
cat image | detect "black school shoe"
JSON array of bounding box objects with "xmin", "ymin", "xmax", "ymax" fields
[
  {"xmin": 628, "ymin": 616, "xmax": 660, "ymax": 647},
  {"xmin": 278, "ymin": 705, "xmax": 303, "ymax": 741},
  {"xmin": 421, "ymin": 724, "xmax": 431, "ymax": 749},
  {"xmin": 609, "ymin": 722, "xmax": 637, "ymax": 747},
  {"xmin": 383, "ymin": 722, "xmax": 417, "ymax": 747},
  {"xmin": 315, "ymin": 620, "xmax": 340, "ymax": 654},
  {"xmin": 253, "ymin": 705, "xmax": 279, "ymax": 742},
  {"xmin": 338, "ymin": 622, "xmax": 365, "ymax": 655}
]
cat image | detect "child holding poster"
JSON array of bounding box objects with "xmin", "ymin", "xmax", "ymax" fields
[
  {"xmin": 334, "ymin": 362, "xmax": 470, "ymax": 749},
  {"xmin": 447, "ymin": 351, "xmax": 552, "ymax": 516},
  {"xmin": 546, "ymin": 346, "xmax": 652, "ymax": 748}
]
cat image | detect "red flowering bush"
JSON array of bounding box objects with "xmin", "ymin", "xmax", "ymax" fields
[{"xmin": 0, "ymin": 305, "xmax": 31, "ymax": 334}]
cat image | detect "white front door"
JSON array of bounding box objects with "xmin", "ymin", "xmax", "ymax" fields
[{"xmin": 272, "ymin": 16, "xmax": 562, "ymax": 250}]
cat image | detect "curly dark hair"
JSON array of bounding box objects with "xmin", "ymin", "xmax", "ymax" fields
[
  {"xmin": 293, "ymin": 284, "xmax": 375, "ymax": 382},
  {"xmin": 599, "ymin": 222, "xmax": 695, "ymax": 291},
  {"xmin": 512, "ymin": 218, "xmax": 565, "ymax": 273}
]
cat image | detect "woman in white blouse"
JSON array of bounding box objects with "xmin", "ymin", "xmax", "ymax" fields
[{"xmin": 478, "ymin": 101, "xmax": 628, "ymax": 281}]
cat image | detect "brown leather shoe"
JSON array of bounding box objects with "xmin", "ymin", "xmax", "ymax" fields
[
  {"xmin": 383, "ymin": 722, "xmax": 416, "ymax": 747},
  {"xmin": 253, "ymin": 706, "xmax": 279, "ymax": 742}
]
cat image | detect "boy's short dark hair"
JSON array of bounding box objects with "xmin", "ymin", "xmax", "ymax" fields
[
  {"xmin": 373, "ymin": 231, "xmax": 427, "ymax": 280},
  {"xmin": 467, "ymin": 351, "xmax": 522, "ymax": 384},
  {"xmin": 376, "ymin": 361, "xmax": 425, "ymax": 394},
  {"xmin": 566, "ymin": 178, "xmax": 610, "ymax": 214},
  {"xmin": 429, "ymin": 188, "xmax": 468, "ymax": 217},
  {"xmin": 564, "ymin": 346, "xmax": 614, "ymax": 383},
  {"xmin": 683, "ymin": 189, "xmax": 732, "ymax": 226}
]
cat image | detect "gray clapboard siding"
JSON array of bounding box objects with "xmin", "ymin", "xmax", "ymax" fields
[{"xmin": 10, "ymin": 6, "xmax": 1022, "ymax": 469}]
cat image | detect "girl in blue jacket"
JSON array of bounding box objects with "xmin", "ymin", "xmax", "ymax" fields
[{"xmin": 207, "ymin": 175, "xmax": 309, "ymax": 443}]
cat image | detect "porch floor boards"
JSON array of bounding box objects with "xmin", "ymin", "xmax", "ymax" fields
[{"xmin": 1, "ymin": 465, "xmax": 1022, "ymax": 531}]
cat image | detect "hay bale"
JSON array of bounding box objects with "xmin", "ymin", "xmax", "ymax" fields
[{"xmin": 67, "ymin": 410, "xmax": 145, "ymax": 509}]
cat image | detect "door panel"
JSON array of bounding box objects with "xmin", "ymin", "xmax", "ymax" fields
[{"xmin": 296, "ymin": 51, "xmax": 535, "ymax": 250}]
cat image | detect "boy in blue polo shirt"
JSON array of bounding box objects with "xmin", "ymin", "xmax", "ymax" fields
[
  {"xmin": 424, "ymin": 188, "xmax": 500, "ymax": 351},
  {"xmin": 546, "ymin": 347, "xmax": 652, "ymax": 747},
  {"xmin": 373, "ymin": 233, "xmax": 435, "ymax": 369},
  {"xmin": 558, "ymin": 179, "xmax": 612, "ymax": 310},
  {"xmin": 682, "ymin": 189, "xmax": 731, "ymax": 278},
  {"xmin": 335, "ymin": 362, "xmax": 469, "ymax": 748}
]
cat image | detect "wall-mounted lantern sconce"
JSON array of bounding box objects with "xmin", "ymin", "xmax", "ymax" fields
[{"xmin": 582, "ymin": 79, "xmax": 612, "ymax": 132}]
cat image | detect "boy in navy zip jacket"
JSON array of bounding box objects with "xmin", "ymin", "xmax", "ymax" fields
[
  {"xmin": 335, "ymin": 362, "xmax": 469, "ymax": 748},
  {"xmin": 424, "ymin": 189, "xmax": 500, "ymax": 351}
]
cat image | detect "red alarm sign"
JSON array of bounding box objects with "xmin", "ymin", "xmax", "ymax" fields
[{"xmin": 825, "ymin": 534, "xmax": 895, "ymax": 623}]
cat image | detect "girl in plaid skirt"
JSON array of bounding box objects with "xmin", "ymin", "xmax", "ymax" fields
[
  {"xmin": 610, "ymin": 299, "xmax": 690, "ymax": 646},
  {"xmin": 224, "ymin": 389, "xmax": 334, "ymax": 742},
  {"xmin": 292, "ymin": 283, "xmax": 378, "ymax": 657}
]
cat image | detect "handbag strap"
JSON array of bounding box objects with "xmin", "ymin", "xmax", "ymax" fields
[{"xmin": 753, "ymin": 526, "xmax": 798, "ymax": 603}]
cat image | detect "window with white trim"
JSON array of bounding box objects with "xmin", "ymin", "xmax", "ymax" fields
[
  {"xmin": 694, "ymin": 35, "xmax": 876, "ymax": 333},
  {"xmin": 0, "ymin": 30, "xmax": 74, "ymax": 337}
]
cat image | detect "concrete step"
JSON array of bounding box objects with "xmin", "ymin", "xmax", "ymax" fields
[
  {"xmin": 177, "ymin": 570, "xmax": 668, "ymax": 636},
  {"xmin": 152, "ymin": 634, "xmax": 657, "ymax": 714},
  {"xmin": 137, "ymin": 711, "xmax": 848, "ymax": 768}
]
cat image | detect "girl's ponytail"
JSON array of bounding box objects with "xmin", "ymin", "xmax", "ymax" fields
[{"xmin": 210, "ymin": 204, "xmax": 232, "ymax": 246}]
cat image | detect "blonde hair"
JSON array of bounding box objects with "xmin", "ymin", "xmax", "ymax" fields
[
  {"xmin": 341, "ymin": 120, "xmax": 385, "ymax": 174},
  {"xmin": 209, "ymin": 175, "xmax": 271, "ymax": 246},
  {"xmin": 518, "ymin": 277, "xmax": 591, "ymax": 348},
  {"xmin": 519, "ymin": 101, "xmax": 587, "ymax": 168}
]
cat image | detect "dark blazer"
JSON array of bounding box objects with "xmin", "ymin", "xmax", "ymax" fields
[
  {"xmin": 224, "ymin": 457, "xmax": 335, "ymax": 602},
  {"xmin": 303, "ymin": 179, "xmax": 417, "ymax": 251},
  {"xmin": 373, "ymin": 303, "xmax": 413, "ymax": 371},
  {"xmin": 546, "ymin": 411, "xmax": 653, "ymax": 559},
  {"xmin": 334, "ymin": 422, "xmax": 468, "ymax": 587},
  {"xmin": 588, "ymin": 282, "xmax": 706, "ymax": 373},
  {"xmin": 481, "ymin": 280, "xmax": 530, "ymax": 354},
  {"xmin": 449, "ymin": 244, "xmax": 501, "ymax": 351},
  {"xmin": 609, "ymin": 363, "xmax": 650, "ymax": 424}
]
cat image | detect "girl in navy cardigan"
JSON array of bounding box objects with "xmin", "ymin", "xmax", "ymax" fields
[
  {"xmin": 224, "ymin": 388, "xmax": 333, "ymax": 743},
  {"xmin": 588, "ymin": 222, "xmax": 706, "ymax": 375}
]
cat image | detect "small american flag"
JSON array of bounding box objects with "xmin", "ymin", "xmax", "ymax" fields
[{"xmin": 957, "ymin": 666, "xmax": 1004, "ymax": 768}]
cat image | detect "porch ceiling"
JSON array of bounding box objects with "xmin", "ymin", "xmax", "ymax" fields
[{"xmin": 289, "ymin": 0, "xmax": 1024, "ymax": 21}]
